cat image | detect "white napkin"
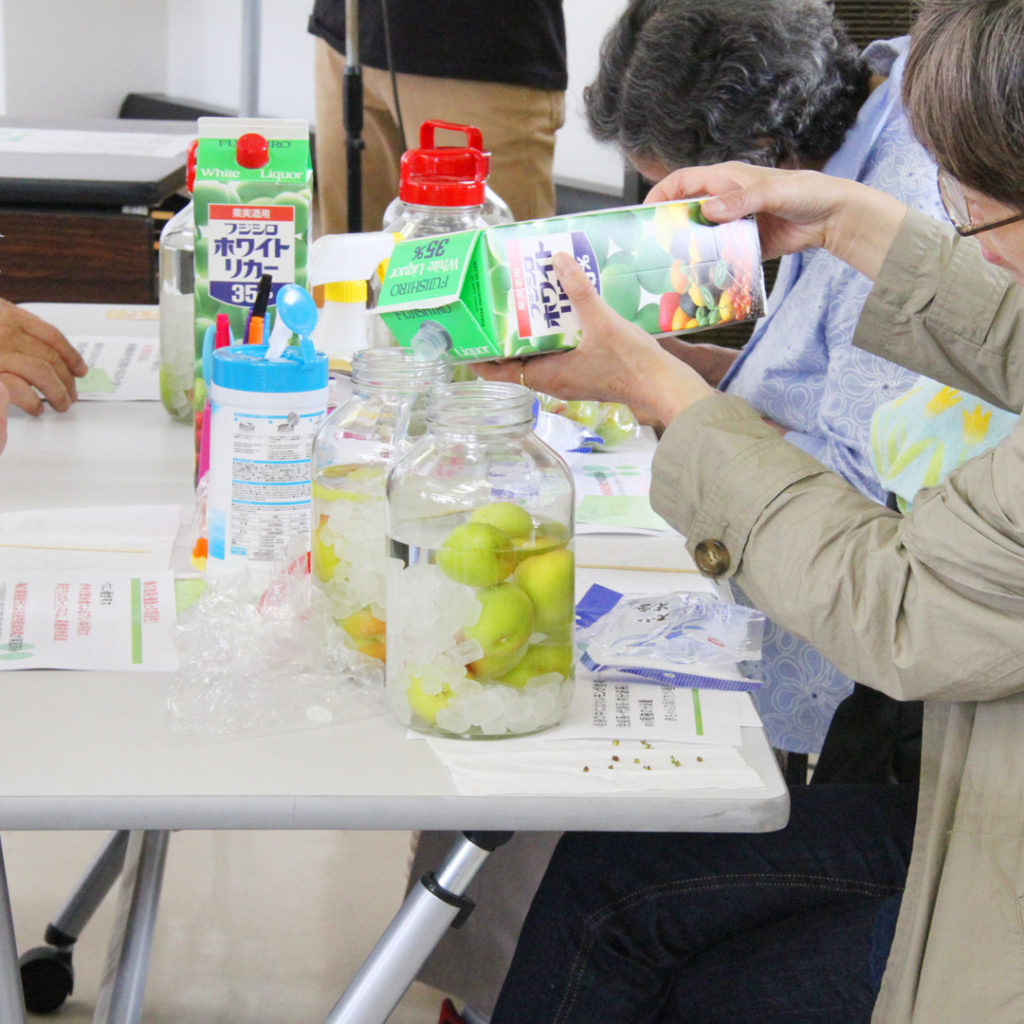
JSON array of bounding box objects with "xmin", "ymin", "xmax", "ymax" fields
[
  {"xmin": 423, "ymin": 734, "xmax": 762, "ymax": 795},
  {"xmin": 0, "ymin": 505, "xmax": 181, "ymax": 571}
]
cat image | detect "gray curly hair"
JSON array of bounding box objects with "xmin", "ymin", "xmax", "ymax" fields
[{"xmin": 584, "ymin": 0, "xmax": 871, "ymax": 171}]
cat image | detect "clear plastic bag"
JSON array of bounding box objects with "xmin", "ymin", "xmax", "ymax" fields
[
  {"xmin": 167, "ymin": 554, "xmax": 388, "ymax": 739},
  {"xmin": 535, "ymin": 394, "xmax": 641, "ymax": 448},
  {"xmin": 576, "ymin": 584, "xmax": 765, "ymax": 690}
]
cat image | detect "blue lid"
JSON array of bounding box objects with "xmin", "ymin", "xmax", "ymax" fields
[{"xmin": 212, "ymin": 344, "xmax": 328, "ymax": 393}]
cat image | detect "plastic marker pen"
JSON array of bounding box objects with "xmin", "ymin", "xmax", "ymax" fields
[{"xmin": 246, "ymin": 273, "xmax": 273, "ymax": 344}]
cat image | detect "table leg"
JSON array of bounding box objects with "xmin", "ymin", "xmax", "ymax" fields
[
  {"xmin": 323, "ymin": 831, "xmax": 513, "ymax": 1024},
  {"xmin": 92, "ymin": 830, "xmax": 169, "ymax": 1024},
  {"xmin": 0, "ymin": 836, "xmax": 28, "ymax": 1024}
]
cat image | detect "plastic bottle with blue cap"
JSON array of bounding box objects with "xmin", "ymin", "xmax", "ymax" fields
[{"xmin": 205, "ymin": 284, "xmax": 329, "ymax": 581}]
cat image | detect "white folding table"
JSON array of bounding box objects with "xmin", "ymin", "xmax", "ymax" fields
[{"xmin": 0, "ymin": 304, "xmax": 789, "ymax": 1024}]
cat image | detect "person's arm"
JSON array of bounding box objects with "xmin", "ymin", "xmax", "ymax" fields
[
  {"xmin": 656, "ymin": 337, "xmax": 738, "ymax": 388},
  {"xmin": 0, "ymin": 299, "xmax": 88, "ymax": 414},
  {"xmin": 652, "ymin": 395, "xmax": 1024, "ymax": 704}
]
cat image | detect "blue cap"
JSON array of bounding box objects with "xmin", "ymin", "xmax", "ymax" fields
[{"xmin": 212, "ymin": 344, "xmax": 328, "ymax": 394}]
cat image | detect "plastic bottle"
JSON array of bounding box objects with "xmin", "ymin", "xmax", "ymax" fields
[
  {"xmin": 308, "ymin": 231, "xmax": 400, "ymax": 371},
  {"xmin": 381, "ymin": 119, "xmax": 508, "ymax": 240},
  {"xmin": 375, "ymin": 120, "xmax": 513, "ymax": 357},
  {"xmin": 205, "ymin": 340, "xmax": 329, "ymax": 581},
  {"xmin": 158, "ymin": 139, "xmax": 198, "ymax": 423},
  {"xmin": 385, "ymin": 380, "xmax": 576, "ymax": 739}
]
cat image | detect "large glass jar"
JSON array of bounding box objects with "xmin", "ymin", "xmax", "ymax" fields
[
  {"xmin": 385, "ymin": 381, "xmax": 575, "ymax": 738},
  {"xmin": 158, "ymin": 199, "xmax": 195, "ymax": 423},
  {"xmin": 311, "ymin": 348, "xmax": 449, "ymax": 660}
]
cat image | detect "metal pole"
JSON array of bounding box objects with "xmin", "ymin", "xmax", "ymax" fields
[
  {"xmin": 323, "ymin": 832, "xmax": 512, "ymax": 1024},
  {"xmin": 47, "ymin": 831, "xmax": 130, "ymax": 945},
  {"xmin": 344, "ymin": 0, "xmax": 364, "ymax": 232},
  {"xmin": 92, "ymin": 831, "xmax": 170, "ymax": 1024},
  {"xmin": 239, "ymin": 0, "xmax": 262, "ymax": 117},
  {"xmin": 0, "ymin": 837, "xmax": 28, "ymax": 1024}
]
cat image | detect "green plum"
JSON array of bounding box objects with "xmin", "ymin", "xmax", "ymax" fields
[
  {"xmin": 465, "ymin": 582, "xmax": 534, "ymax": 679},
  {"xmin": 469, "ymin": 502, "xmax": 533, "ymax": 538},
  {"xmin": 436, "ymin": 521, "xmax": 516, "ymax": 586},
  {"xmin": 514, "ymin": 547, "xmax": 575, "ymax": 631}
]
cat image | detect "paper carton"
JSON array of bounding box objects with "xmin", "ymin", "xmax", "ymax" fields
[
  {"xmin": 374, "ymin": 200, "xmax": 766, "ymax": 362},
  {"xmin": 191, "ymin": 116, "xmax": 313, "ymax": 469}
]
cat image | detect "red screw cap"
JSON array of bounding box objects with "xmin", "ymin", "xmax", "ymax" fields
[{"xmin": 236, "ymin": 132, "xmax": 269, "ymax": 169}]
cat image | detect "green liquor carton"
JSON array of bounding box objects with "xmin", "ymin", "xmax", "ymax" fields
[
  {"xmin": 374, "ymin": 199, "xmax": 766, "ymax": 362},
  {"xmin": 192, "ymin": 116, "xmax": 311, "ymax": 352},
  {"xmin": 191, "ymin": 117, "xmax": 312, "ymax": 466}
]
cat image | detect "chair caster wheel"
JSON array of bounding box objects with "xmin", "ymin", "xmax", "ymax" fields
[{"xmin": 19, "ymin": 946, "xmax": 74, "ymax": 1014}]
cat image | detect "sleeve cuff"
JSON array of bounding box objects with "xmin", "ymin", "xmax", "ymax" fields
[{"xmin": 650, "ymin": 394, "xmax": 833, "ymax": 578}]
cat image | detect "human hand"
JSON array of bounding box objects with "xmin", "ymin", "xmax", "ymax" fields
[
  {"xmin": 474, "ymin": 252, "xmax": 715, "ymax": 427},
  {"xmin": 647, "ymin": 162, "xmax": 908, "ymax": 281},
  {"xmin": 0, "ymin": 299, "xmax": 88, "ymax": 415}
]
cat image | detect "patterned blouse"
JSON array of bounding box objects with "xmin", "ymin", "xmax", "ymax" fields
[{"xmin": 721, "ymin": 38, "xmax": 949, "ymax": 753}]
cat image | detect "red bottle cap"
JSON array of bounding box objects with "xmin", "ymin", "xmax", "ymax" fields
[
  {"xmin": 399, "ymin": 120, "xmax": 489, "ymax": 207},
  {"xmin": 236, "ymin": 132, "xmax": 270, "ymax": 169}
]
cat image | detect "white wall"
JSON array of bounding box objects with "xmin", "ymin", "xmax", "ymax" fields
[
  {"xmin": 560, "ymin": 0, "xmax": 626, "ymax": 195},
  {"xmin": 0, "ymin": 0, "xmax": 625, "ymax": 196},
  {"xmin": 0, "ymin": 1, "xmax": 6, "ymax": 115},
  {"xmin": 164, "ymin": 0, "xmax": 317, "ymax": 124},
  {"xmin": 1, "ymin": 0, "xmax": 167, "ymax": 118}
]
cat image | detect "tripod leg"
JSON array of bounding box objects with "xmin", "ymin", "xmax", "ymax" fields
[
  {"xmin": 0, "ymin": 836, "xmax": 28, "ymax": 1024},
  {"xmin": 323, "ymin": 831, "xmax": 513, "ymax": 1024}
]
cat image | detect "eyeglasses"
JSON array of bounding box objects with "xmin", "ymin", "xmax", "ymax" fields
[{"xmin": 937, "ymin": 169, "xmax": 1024, "ymax": 237}]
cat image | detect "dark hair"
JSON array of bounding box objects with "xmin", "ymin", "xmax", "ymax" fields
[
  {"xmin": 584, "ymin": 0, "xmax": 871, "ymax": 170},
  {"xmin": 904, "ymin": 0, "xmax": 1024, "ymax": 208}
]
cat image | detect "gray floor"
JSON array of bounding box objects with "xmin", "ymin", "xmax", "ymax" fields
[{"xmin": 4, "ymin": 830, "xmax": 444, "ymax": 1023}]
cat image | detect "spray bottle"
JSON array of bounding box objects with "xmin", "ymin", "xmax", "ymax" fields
[{"xmin": 309, "ymin": 231, "xmax": 399, "ymax": 374}]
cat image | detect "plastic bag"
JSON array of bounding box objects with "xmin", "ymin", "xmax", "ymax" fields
[
  {"xmin": 576, "ymin": 584, "xmax": 765, "ymax": 691},
  {"xmin": 536, "ymin": 393, "xmax": 641, "ymax": 447},
  {"xmin": 167, "ymin": 555, "xmax": 387, "ymax": 739}
]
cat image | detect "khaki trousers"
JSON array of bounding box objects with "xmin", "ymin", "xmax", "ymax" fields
[{"xmin": 313, "ymin": 36, "xmax": 565, "ymax": 235}]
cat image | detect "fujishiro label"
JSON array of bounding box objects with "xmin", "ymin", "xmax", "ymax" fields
[{"xmin": 206, "ymin": 203, "xmax": 296, "ymax": 308}]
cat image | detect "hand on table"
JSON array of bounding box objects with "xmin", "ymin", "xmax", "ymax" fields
[
  {"xmin": 474, "ymin": 252, "xmax": 716, "ymax": 428},
  {"xmin": 0, "ymin": 299, "xmax": 89, "ymax": 415}
]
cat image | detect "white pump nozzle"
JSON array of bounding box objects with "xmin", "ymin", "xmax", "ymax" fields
[{"xmin": 309, "ymin": 231, "xmax": 398, "ymax": 289}]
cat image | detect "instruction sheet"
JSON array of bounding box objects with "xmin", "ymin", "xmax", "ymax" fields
[{"xmin": 0, "ymin": 571, "xmax": 179, "ymax": 671}]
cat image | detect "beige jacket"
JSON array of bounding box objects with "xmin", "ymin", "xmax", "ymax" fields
[{"xmin": 651, "ymin": 209, "xmax": 1024, "ymax": 1024}]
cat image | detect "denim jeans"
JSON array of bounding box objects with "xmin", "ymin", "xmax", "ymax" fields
[{"xmin": 490, "ymin": 784, "xmax": 916, "ymax": 1024}]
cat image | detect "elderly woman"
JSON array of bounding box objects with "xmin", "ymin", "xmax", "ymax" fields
[
  {"xmin": 476, "ymin": 1, "xmax": 1024, "ymax": 1021},
  {"xmin": 583, "ymin": 0, "xmax": 948, "ymax": 765}
]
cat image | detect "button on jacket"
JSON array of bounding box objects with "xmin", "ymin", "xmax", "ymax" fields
[{"xmin": 651, "ymin": 209, "xmax": 1024, "ymax": 1024}]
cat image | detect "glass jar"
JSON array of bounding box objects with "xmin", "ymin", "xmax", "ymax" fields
[
  {"xmin": 385, "ymin": 381, "xmax": 575, "ymax": 738},
  {"xmin": 311, "ymin": 348, "xmax": 449, "ymax": 660},
  {"xmin": 158, "ymin": 199, "xmax": 195, "ymax": 423}
]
